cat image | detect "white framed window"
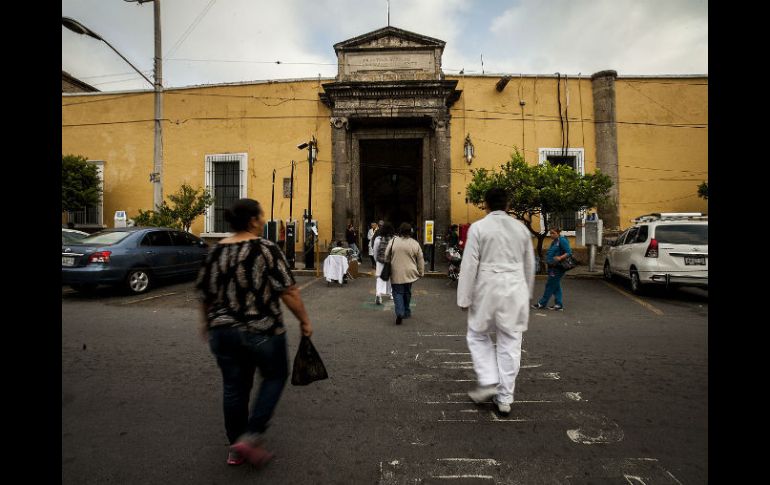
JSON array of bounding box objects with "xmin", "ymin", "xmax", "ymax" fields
[
  {"xmin": 67, "ymin": 160, "xmax": 104, "ymax": 228},
  {"xmin": 204, "ymin": 153, "xmax": 248, "ymax": 235},
  {"xmin": 538, "ymin": 148, "xmax": 585, "ymax": 236}
]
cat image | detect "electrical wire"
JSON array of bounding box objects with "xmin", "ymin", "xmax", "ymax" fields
[{"xmin": 165, "ymin": 0, "xmax": 218, "ymax": 59}]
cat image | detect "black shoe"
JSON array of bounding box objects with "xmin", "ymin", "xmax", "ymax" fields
[
  {"xmin": 548, "ymin": 304, "xmax": 564, "ymax": 311},
  {"xmin": 396, "ymin": 316, "xmax": 403, "ymax": 325}
]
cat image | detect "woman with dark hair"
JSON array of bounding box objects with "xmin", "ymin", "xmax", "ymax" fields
[
  {"xmin": 532, "ymin": 227, "xmax": 572, "ymax": 311},
  {"xmin": 386, "ymin": 222, "xmax": 424, "ymax": 325},
  {"xmin": 372, "ymin": 222, "xmax": 395, "ymax": 305},
  {"xmin": 196, "ymin": 198, "xmax": 313, "ymax": 467}
]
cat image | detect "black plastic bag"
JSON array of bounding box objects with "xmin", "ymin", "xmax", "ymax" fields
[{"xmin": 291, "ymin": 336, "xmax": 329, "ymax": 386}]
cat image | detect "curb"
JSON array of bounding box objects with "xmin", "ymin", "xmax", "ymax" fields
[{"xmin": 291, "ymin": 269, "xmax": 604, "ymax": 280}]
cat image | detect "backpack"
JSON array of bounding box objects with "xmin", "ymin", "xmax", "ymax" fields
[{"xmin": 376, "ymin": 236, "xmax": 393, "ymax": 264}]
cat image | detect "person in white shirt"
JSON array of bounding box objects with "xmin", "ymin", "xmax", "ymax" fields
[
  {"xmin": 372, "ymin": 222, "xmax": 394, "ymax": 305},
  {"xmin": 366, "ymin": 222, "xmax": 378, "ymax": 266},
  {"xmin": 457, "ymin": 188, "xmax": 536, "ymax": 415}
]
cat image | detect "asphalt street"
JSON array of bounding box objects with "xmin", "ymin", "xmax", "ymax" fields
[{"xmin": 62, "ymin": 272, "xmax": 707, "ymax": 484}]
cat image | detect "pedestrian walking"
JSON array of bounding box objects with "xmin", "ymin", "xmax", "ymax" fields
[
  {"xmin": 532, "ymin": 227, "xmax": 572, "ymax": 311},
  {"xmin": 372, "ymin": 222, "xmax": 394, "ymax": 305},
  {"xmin": 196, "ymin": 198, "xmax": 313, "ymax": 467},
  {"xmin": 457, "ymin": 188, "xmax": 536, "ymax": 415},
  {"xmin": 366, "ymin": 222, "xmax": 378, "ymax": 266},
  {"xmin": 386, "ymin": 222, "xmax": 425, "ymax": 325}
]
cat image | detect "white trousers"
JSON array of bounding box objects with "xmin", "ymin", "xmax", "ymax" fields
[
  {"xmin": 375, "ymin": 261, "xmax": 392, "ymax": 297},
  {"xmin": 467, "ymin": 327, "xmax": 523, "ymax": 404}
]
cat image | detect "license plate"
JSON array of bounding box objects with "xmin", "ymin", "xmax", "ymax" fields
[
  {"xmin": 62, "ymin": 256, "xmax": 75, "ymax": 267},
  {"xmin": 684, "ymin": 256, "xmax": 705, "ymax": 265}
]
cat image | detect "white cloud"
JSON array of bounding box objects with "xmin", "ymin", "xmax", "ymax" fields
[
  {"xmin": 62, "ymin": 0, "xmax": 707, "ymax": 92},
  {"xmin": 485, "ymin": 0, "xmax": 707, "ymax": 75}
]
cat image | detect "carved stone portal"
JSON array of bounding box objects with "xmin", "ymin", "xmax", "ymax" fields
[{"xmin": 321, "ymin": 26, "xmax": 462, "ymax": 243}]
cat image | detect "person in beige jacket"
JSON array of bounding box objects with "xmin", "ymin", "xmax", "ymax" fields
[{"xmin": 385, "ymin": 223, "xmax": 425, "ymax": 325}]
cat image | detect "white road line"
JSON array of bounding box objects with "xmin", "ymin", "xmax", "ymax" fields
[
  {"xmin": 490, "ymin": 412, "xmax": 531, "ymax": 422},
  {"xmin": 602, "ymin": 281, "xmax": 664, "ymax": 315},
  {"xmin": 433, "ymin": 474, "xmax": 493, "ymax": 480},
  {"xmin": 121, "ymin": 292, "xmax": 177, "ymax": 305},
  {"xmin": 624, "ymin": 476, "xmax": 648, "ymax": 485},
  {"xmin": 297, "ymin": 278, "xmax": 321, "ymax": 291},
  {"xmin": 665, "ymin": 471, "xmax": 684, "ymax": 485},
  {"xmin": 436, "ymin": 459, "xmax": 500, "ymax": 465}
]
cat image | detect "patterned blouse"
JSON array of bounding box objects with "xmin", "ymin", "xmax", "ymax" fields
[{"xmin": 196, "ymin": 238, "xmax": 296, "ymax": 333}]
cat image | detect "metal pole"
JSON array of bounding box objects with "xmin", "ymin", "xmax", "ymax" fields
[
  {"xmin": 289, "ymin": 160, "xmax": 295, "ymax": 222},
  {"xmin": 588, "ymin": 244, "xmax": 596, "ymax": 272},
  {"xmin": 152, "ymin": 0, "xmax": 164, "ymax": 210},
  {"xmin": 271, "ymin": 169, "xmax": 276, "ymax": 221},
  {"xmin": 305, "ymin": 141, "xmax": 315, "ymax": 269}
]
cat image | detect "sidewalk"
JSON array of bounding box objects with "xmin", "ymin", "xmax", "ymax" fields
[{"xmin": 291, "ymin": 258, "xmax": 604, "ymax": 279}]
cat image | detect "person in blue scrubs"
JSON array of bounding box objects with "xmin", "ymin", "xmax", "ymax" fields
[{"xmin": 533, "ymin": 227, "xmax": 572, "ymax": 311}]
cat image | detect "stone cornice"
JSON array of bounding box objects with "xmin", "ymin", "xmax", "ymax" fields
[{"xmin": 320, "ymin": 80, "xmax": 461, "ymax": 108}]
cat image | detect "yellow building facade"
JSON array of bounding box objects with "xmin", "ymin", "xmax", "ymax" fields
[{"xmin": 62, "ymin": 27, "xmax": 707, "ymax": 252}]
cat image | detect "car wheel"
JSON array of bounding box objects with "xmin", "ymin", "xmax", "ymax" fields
[
  {"xmin": 630, "ymin": 269, "xmax": 644, "ymax": 295},
  {"xmin": 125, "ymin": 268, "xmax": 151, "ymax": 294},
  {"xmin": 71, "ymin": 283, "xmax": 97, "ymax": 293},
  {"xmin": 603, "ymin": 260, "xmax": 613, "ymax": 281}
]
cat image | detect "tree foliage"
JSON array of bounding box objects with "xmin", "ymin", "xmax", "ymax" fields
[
  {"xmin": 132, "ymin": 184, "xmax": 214, "ymax": 232},
  {"xmin": 62, "ymin": 154, "xmax": 101, "ymax": 212},
  {"xmin": 167, "ymin": 184, "xmax": 215, "ymax": 232},
  {"xmin": 698, "ymin": 181, "xmax": 708, "ymax": 200},
  {"xmin": 466, "ymin": 150, "xmax": 613, "ymax": 270}
]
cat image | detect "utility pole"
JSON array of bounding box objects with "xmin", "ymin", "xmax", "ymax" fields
[
  {"xmin": 152, "ymin": 0, "xmax": 163, "ymax": 210},
  {"xmin": 126, "ymin": 0, "xmax": 163, "ymax": 210}
]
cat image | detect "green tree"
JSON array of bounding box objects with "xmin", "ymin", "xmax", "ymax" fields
[
  {"xmin": 466, "ymin": 150, "xmax": 613, "ymax": 272},
  {"xmin": 133, "ymin": 202, "xmax": 180, "ymax": 229},
  {"xmin": 698, "ymin": 181, "xmax": 708, "ymax": 200},
  {"xmin": 167, "ymin": 184, "xmax": 215, "ymax": 232},
  {"xmin": 62, "ymin": 154, "xmax": 101, "ymax": 212},
  {"xmin": 132, "ymin": 184, "xmax": 214, "ymax": 232}
]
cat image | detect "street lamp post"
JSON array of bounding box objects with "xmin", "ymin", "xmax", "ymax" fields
[
  {"xmin": 297, "ymin": 137, "xmax": 317, "ymax": 269},
  {"xmin": 63, "ymin": 4, "xmax": 164, "ymax": 210}
]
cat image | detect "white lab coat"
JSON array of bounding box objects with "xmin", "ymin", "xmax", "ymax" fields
[{"xmin": 457, "ymin": 211, "xmax": 536, "ymax": 333}]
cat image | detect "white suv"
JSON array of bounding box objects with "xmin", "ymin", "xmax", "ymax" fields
[{"xmin": 603, "ymin": 213, "xmax": 708, "ymax": 293}]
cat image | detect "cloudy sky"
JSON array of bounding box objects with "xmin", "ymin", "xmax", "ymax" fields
[{"xmin": 62, "ymin": 0, "xmax": 707, "ymax": 92}]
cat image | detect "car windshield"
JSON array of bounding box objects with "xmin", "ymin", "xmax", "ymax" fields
[
  {"xmin": 62, "ymin": 232, "xmax": 87, "ymax": 244},
  {"xmin": 78, "ymin": 231, "xmax": 132, "ymax": 246},
  {"xmin": 655, "ymin": 225, "xmax": 708, "ymax": 245}
]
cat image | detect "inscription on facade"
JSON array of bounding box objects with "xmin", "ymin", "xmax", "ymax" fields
[{"xmin": 341, "ymin": 51, "xmax": 437, "ymax": 81}]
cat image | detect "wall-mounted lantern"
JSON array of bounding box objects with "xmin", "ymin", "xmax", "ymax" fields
[{"xmin": 464, "ymin": 134, "xmax": 475, "ymax": 165}]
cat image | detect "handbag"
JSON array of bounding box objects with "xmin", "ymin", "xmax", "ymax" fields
[
  {"xmin": 291, "ymin": 336, "xmax": 329, "ymax": 386},
  {"xmin": 559, "ymin": 254, "xmax": 578, "ymax": 271}
]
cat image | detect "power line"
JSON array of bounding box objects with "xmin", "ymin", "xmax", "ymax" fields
[
  {"xmin": 62, "ymin": 92, "xmax": 148, "ymax": 107},
  {"xmin": 165, "ymin": 0, "xmax": 218, "ymax": 59},
  {"xmin": 76, "ymin": 70, "xmax": 154, "ymax": 80}
]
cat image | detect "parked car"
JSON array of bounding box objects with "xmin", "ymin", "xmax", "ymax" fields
[
  {"xmin": 603, "ymin": 213, "xmax": 708, "ymax": 293},
  {"xmin": 62, "ymin": 228, "xmax": 90, "ymax": 245},
  {"xmin": 62, "ymin": 227, "xmax": 209, "ymax": 294}
]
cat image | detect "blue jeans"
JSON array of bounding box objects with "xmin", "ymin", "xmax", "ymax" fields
[
  {"xmin": 392, "ymin": 283, "xmax": 413, "ymax": 318},
  {"xmin": 208, "ymin": 327, "xmax": 288, "ymax": 444},
  {"xmin": 538, "ymin": 268, "xmax": 565, "ymax": 307}
]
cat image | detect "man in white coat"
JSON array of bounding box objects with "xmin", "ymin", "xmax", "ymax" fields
[{"xmin": 457, "ymin": 188, "xmax": 536, "ymax": 415}]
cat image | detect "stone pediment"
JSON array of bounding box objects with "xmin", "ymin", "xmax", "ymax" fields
[
  {"xmin": 333, "ymin": 27, "xmax": 445, "ymax": 82},
  {"xmin": 333, "ymin": 26, "xmax": 445, "ymax": 52}
]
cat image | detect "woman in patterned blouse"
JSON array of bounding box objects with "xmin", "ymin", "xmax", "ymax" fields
[{"xmin": 196, "ymin": 198, "xmax": 313, "ymax": 468}]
